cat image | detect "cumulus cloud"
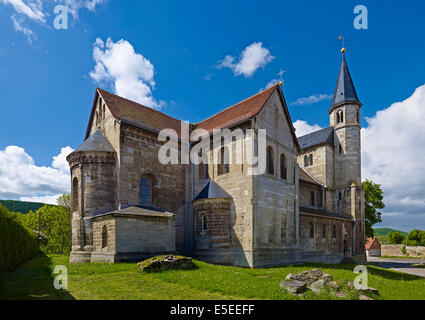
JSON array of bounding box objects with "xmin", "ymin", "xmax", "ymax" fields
[
  {"xmin": 290, "ymin": 94, "xmax": 332, "ymax": 106},
  {"xmin": 0, "ymin": 146, "xmax": 73, "ymax": 203},
  {"xmin": 1, "ymin": 0, "xmax": 104, "ymax": 42},
  {"xmin": 218, "ymin": 42, "xmax": 274, "ymax": 78},
  {"xmin": 90, "ymin": 37, "xmax": 165, "ymax": 109},
  {"xmin": 362, "ymin": 84, "xmax": 425, "ymax": 230},
  {"xmin": 293, "ymin": 120, "xmax": 322, "ymax": 137}
]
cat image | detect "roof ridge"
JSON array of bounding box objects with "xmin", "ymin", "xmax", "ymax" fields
[
  {"xmin": 97, "ymin": 88, "xmax": 182, "ymax": 124},
  {"xmin": 299, "ymin": 167, "xmax": 324, "ymax": 186},
  {"xmin": 298, "ymin": 126, "xmax": 333, "ymax": 139},
  {"xmin": 192, "ymin": 84, "xmax": 278, "ymax": 126}
]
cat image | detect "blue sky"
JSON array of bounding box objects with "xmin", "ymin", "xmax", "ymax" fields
[{"xmin": 1, "ymin": 0, "xmax": 425, "ymax": 231}]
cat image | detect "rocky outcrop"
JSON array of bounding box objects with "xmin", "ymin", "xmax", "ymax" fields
[
  {"xmin": 280, "ymin": 269, "xmax": 379, "ymax": 300},
  {"xmin": 137, "ymin": 255, "xmax": 197, "ymax": 273}
]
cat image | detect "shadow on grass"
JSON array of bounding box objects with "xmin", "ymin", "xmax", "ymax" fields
[
  {"xmin": 300, "ymin": 262, "xmax": 423, "ymax": 281},
  {"xmin": 0, "ymin": 253, "xmax": 75, "ymax": 300}
]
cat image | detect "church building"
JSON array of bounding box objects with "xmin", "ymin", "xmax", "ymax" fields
[{"xmin": 67, "ymin": 50, "xmax": 366, "ymax": 267}]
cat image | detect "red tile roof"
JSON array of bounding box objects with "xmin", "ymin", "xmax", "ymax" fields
[
  {"xmin": 193, "ymin": 85, "xmax": 278, "ymax": 133},
  {"xmin": 85, "ymin": 85, "xmax": 300, "ymax": 151},
  {"xmin": 365, "ymin": 237, "xmax": 381, "ymax": 250},
  {"xmin": 85, "ymin": 88, "xmax": 183, "ymax": 139}
]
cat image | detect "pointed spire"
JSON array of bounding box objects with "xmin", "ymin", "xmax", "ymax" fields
[{"xmin": 330, "ymin": 52, "xmax": 361, "ymax": 111}]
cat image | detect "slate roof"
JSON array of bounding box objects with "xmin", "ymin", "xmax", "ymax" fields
[
  {"xmin": 74, "ymin": 129, "xmax": 115, "ymax": 153},
  {"xmin": 193, "ymin": 181, "xmax": 232, "ymax": 202},
  {"xmin": 298, "ymin": 126, "xmax": 334, "ymax": 151},
  {"xmin": 91, "ymin": 204, "xmax": 175, "ymax": 219},
  {"xmin": 300, "ymin": 207, "xmax": 353, "ymax": 221},
  {"xmin": 299, "ymin": 167, "xmax": 323, "ymax": 186},
  {"xmin": 330, "ymin": 55, "xmax": 361, "ymax": 112}
]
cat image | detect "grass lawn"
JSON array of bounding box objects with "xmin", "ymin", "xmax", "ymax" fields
[{"xmin": 1, "ymin": 254, "xmax": 424, "ymax": 300}]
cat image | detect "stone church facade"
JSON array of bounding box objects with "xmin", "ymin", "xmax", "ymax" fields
[{"xmin": 67, "ymin": 53, "xmax": 366, "ymax": 267}]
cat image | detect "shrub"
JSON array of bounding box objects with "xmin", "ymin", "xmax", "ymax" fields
[
  {"xmin": 388, "ymin": 231, "xmax": 406, "ymax": 245},
  {"xmin": 0, "ymin": 204, "xmax": 39, "ymax": 273}
]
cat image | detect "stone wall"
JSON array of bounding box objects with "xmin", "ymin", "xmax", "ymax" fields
[
  {"xmin": 118, "ymin": 124, "xmax": 187, "ymax": 252},
  {"xmin": 381, "ymin": 245, "xmax": 425, "ymax": 257}
]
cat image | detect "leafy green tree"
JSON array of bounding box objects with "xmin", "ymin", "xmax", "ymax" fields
[
  {"xmin": 404, "ymin": 229, "xmax": 425, "ymax": 247},
  {"xmin": 20, "ymin": 198, "xmax": 71, "ymax": 254},
  {"xmin": 362, "ymin": 180, "xmax": 385, "ymax": 238},
  {"xmin": 388, "ymin": 231, "xmax": 406, "ymax": 244},
  {"xmin": 57, "ymin": 193, "xmax": 71, "ymax": 212}
]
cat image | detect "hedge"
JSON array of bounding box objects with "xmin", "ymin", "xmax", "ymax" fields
[{"xmin": 0, "ymin": 204, "xmax": 39, "ymax": 273}]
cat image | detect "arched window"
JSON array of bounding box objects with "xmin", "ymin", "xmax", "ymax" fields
[
  {"xmin": 140, "ymin": 177, "xmax": 152, "ymax": 203},
  {"xmin": 217, "ymin": 146, "xmax": 229, "ymax": 176},
  {"xmin": 280, "ymin": 154, "xmax": 287, "ymax": 180},
  {"xmin": 356, "ymin": 110, "xmax": 360, "ymax": 123},
  {"xmin": 72, "ymin": 178, "xmax": 79, "ymax": 212},
  {"xmin": 339, "ymin": 144, "xmax": 343, "ymax": 154},
  {"xmin": 304, "ymin": 155, "xmax": 309, "ymax": 167},
  {"xmin": 337, "ymin": 110, "xmax": 344, "ymax": 124},
  {"xmin": 322, "ymin": 224, "xmax": 326, "ymax": 239},
  {"xmin": 333, "ymin": 225, "xmax": 337, "ymax": 239},
  {"xmin": 201, "ymin": 215, "xmax": 207, "ymax": 232},
  {"xmin": 338, "ymin": 190, "xmax": 343, "ymax": 201},
  {"xmin": 309, "ymin": 223, "xmax": 314, "ymax": 239},
  {"xmin": 102, "ymin": 225, "xmax": 108, "ymax": 248},
  {"xmin": 309, "ymin": 154, "xmax": 313, "ymax": 166},
  {"xmin": 267, "ymin": 147, "xmax": 274, "ymax": 175},
  {"xmin": 310, "ymin": 191, "xmax": 315, "ymax": 207}
]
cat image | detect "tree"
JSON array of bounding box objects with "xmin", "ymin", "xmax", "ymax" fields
[
  {"xmin": 404, "ymin": 229, "xmax": 425, "ymax": 247},
  {"xmin": 362, "ymin": 180, "xmax": 385, "ymax": 238},
  {"xmin": 388, "ymin": 231, "xmax": 406, "ymax": 244},
  {"xmin": 19, "ymin": 196, "xmax": 71, "ymax": 255},
  {"xmin": 57, "ymin": 193, "xmax": 71, "ymax": 212}
]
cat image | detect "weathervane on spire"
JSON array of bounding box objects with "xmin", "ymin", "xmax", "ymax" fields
[
  {"xmin": 338, "ymin": 35, "xmax": 348, "ymax": 54},
  {"xmin": 277, "ymin": 69, "xmax": 286, "ymax": 86}
]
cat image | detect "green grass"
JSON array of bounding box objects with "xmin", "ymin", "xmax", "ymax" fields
[{"xmin": 1, "ymin": 255, "xmax": 424, "ymax": 300}]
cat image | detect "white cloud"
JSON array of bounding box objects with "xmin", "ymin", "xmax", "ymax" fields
[
  {"xmin": 20, "ymin": 194, "xmax": 61, "ymax": 205},
  {"xmin": 90, "ymin": 37, "xmax": 165, "ymax": 109},
  {"xmin": 362, "ymin": 84, "xmax": 425, "ymax": 230},
  {"xmin": 218, "ymin": 42, "xmax": 274, "ymax": 78},
  {"xmin": 1, "ymin": 0, "xmax": 45, "ymax": 22},
  {"xmin": 11, "ymin": 14, "xmax": 37, "ymax": 44},
  {"xmin": 293, "ymin": 120, "xmax": 322, "ymax": 137},
  {"xmin": 290, "ymin": 94, "xmax": 332, "ymax": 106},
  {"xmin": 1, "ymin": 0, "xmax": 104, "ymax": 42},
  {"xmin": 0, "ymin": 146, "xmax": 73, "ymax": 202}
]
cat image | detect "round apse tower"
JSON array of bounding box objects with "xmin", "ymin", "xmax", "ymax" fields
[{"xmin": 66, "ymin": 129, "xmax": 117, "ymax": 263}]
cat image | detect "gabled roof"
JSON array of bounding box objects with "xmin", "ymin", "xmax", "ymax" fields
[
  {"xmin": 330, "ymin": 54, "xmax": 361, "ymax": 112},
  {"xmin": 91, "ymin": 204, "xmax": 175, "ymax": 220},
  {"xmin": 366, "ymin": 237, "xmax": 381, "ymax": 250},
  {"xmin": 299, "ymin": 167, "xmax": 323, "ymax": 186},
  {"xmin": 193, "ymin": 84, "xmax": 300, "ymax": 151},
  {"xmin": 193, "ymin": 181, "xmax": 232, "ymax": 202},
  {"xmin": 85, "ymin": 88, "xmax": 183, "ymax": 139},
  {"xmin": 84, "ymin": 85, "xmax": 300, "ymax": 151},
  {"xmin": 74, "ymin": 129, "xmax": 115, "ymax": 153},
  {"xmin": 298, "ymin": 126, "xmax": 334, "ymax": 151}
]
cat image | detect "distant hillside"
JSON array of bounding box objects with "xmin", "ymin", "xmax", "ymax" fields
[
  {"xmin": 374, "ymin": 228, "xmax": 408, "ymax": 236},
  {"xmin": 0, "ymin": 200, "xmax": 46, "ymax": 214}
]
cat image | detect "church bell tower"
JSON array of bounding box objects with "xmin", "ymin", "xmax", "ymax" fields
[{"xmin": 329, "ymin": 48, "xmax": 365, "ymax": 260}]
